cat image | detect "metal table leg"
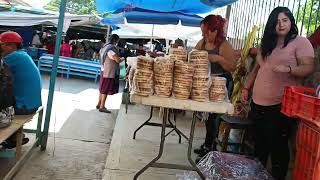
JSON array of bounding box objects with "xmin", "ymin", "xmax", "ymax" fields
[
  {"xmin": 188, "ymin": 113, "xmax": 206, "ymax": 180},
  {"xmin": 133, "ymin": 110, "xmax": 206, "ymax": 180},
  {"xmin": 133, "ymin": 108, "xmax": 168, "ymax": 180},
  {"xmin": 133, "ymin": 107, "xmax": 188, "ymax": 143},
  {"xmin": 133, "ymin": 106, "xmax": 154, "ymax": 139}
]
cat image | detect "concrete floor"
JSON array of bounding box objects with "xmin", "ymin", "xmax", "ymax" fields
[{"xmin": 0, "ymin": 75, "xmax": 120, "ymax": 180}]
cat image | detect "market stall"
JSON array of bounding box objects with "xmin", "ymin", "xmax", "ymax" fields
[
  {"xmin": 131, "ymin": 94, "xmax": 233, "ymax": 180},
  {"xmin": 125, "ymin": 51, "xmax": 234, "ymax": 179}
]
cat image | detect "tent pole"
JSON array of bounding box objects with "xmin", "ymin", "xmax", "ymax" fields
[
  {"xmin": 41, "ymin": 0, "xmax": 67, "ymax": 151},
  {"xmin": 106, "ymin": 25, "xmax": 110, "ymax": 42},
  {"xmin": 226, "ymin": 5, "xmax": 232, "ymax": 20},
  {"xmin": 165, "ymin": 39, "xmax": 169, "ymax": 54},
  {"xmin": 150, "ymin": 24, "xmax": 154, "ymax": 51}
]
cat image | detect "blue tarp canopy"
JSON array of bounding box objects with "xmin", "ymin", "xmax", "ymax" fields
[
  {"xmin": 96, "ymin": 0, "xmax": 237, "ymax": 14},
  {"xmin": 101, "ymin": 8, "xmax": 203, "ymax": 27}
]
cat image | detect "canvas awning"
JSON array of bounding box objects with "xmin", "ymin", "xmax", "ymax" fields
[{"xmin": 0, "ymin": 11, "xmax": 96, "ymax": 32}]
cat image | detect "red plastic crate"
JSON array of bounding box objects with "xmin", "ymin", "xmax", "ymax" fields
[
  {"xmin": 293, "ymin": 122, "xmax": 320, "ymax": 180},
  {"xmin": 281, "ymin": 86, "xmax": 320, "ymax": 128}
]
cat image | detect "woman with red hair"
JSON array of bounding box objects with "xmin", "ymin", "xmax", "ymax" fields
[{"xmin": 194, "ymin": 15, "xmax": 236, "ymax": 161}]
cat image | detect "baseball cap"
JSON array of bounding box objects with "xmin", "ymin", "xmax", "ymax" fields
[{"xmin": 0, "ymin": 31, "xmax": 22, "ymax": 44}]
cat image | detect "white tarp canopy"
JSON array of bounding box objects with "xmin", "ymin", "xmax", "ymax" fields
[
  {"xmin": 0, "ymin": 11, "xmax": 95, "ymax": 32},
  {"xmin": 113, "ymin": 23, "xmax": 202, "ymax": 47}
]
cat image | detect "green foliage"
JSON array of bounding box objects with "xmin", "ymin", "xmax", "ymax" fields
[
  {"xmin": 44, "ymin": 0, "xmax": 97, "ymax": 15},
  {"xmin": 295, "ymin": 0, "xmax": 320, "ymax": 36}
]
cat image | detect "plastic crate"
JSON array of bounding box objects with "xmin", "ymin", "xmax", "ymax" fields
[
  {"xmin": 281, "ymin": 86, "xmax": 320, "ymax": 128},
  {"xmin": 293, "ymin": 122, "xmax": 320, "ymax": 180}
]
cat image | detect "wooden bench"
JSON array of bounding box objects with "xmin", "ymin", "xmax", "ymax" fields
[
  {"xmin": 0, "ymin": 107, "xmax": 43, "ymax": 180},
  {"xmin": 38, "ymin": 54, "xmax": 101, "ymax": 82}
]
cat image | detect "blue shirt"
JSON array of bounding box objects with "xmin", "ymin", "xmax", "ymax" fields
[{"xmin": 3, "ymin": 49, "xmax": 42, "ymax": 110}]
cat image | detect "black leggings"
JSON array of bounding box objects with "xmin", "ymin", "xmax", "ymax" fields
[
  {"xmin": 249, "ymin": 102, "xmax": 294, "ymax": 180},
  {"xmin": 204, "ymin": 113, "xmax": 220, "ymax": 149}
]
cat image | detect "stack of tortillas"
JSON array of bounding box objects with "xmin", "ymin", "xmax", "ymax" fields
[
  {"xmin": 210, "ymin": 76, "xmax": 227, "ymax": 102},
  {"xmin": 169, "ymin": 48, "xmax": 187, "ymax": 62},
  {"xmin": 133, "ymin": 56, "xmax": 154, "ymax": 96},
  {"xmin": 189, "ymin": 50, "xmax": 209, "ymax": 102},
  {"xmin": 154, "ymin": 56, "xmax": 174, "ymax": 97},
  {"xmin": 173, "ymin": 61, "xmax": 195, "ymax": 99}
]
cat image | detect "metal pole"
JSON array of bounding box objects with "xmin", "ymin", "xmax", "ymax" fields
[
  {"xmin": 315, "ymin": 1, "xmax": 320, "ymax": 29},
  {"xmin": 150, "ymin": 24, "xmax": 154, "ymax": 51},
  {"xmin": 300, "ymin": 0, "xmax": 308, "ymax": 35},
  {"xmin": 295, "ymin": 0, "xmax": 302, "ymax": 27},
  {"xmin": 256, "ymin": 0, "xmax": 263, "ymax": 45},
  {"xmin": 225, "ymin": 5, "xmax": 232, "ymax": 21},
  {"xmin": 307, "ymin": 0, "xmax": 316, "ymax": 35},
  {"xmin": 291, "ymin": 0, "xmax": 297, "ymax": 16},
  {"xmin": 41, "ymin": 0, "xmax": 67, "ymax": 150},
  {"xmin": 106, "ymin": 25, "xmax": 110, "ymax": 43}
]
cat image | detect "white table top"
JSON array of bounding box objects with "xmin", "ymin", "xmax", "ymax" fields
[{"xmin": 130, "ymin": 94, "xmax": 234, "ymax": 114}]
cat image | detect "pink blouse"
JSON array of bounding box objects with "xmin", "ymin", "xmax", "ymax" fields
[{"xmin": 253, "ymin": 36, "xmax": 315, "ymax": 106}]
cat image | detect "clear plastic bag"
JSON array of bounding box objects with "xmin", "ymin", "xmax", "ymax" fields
[
  {"xmin": 209, "ymin": 76, "xmax": 227, "ymax": 102},
  {"xmin": 172, "ymin": 61, "xmax": 195, "ymax": 99},
  {"xmin": 189, "ymin": 50, "xmax": 210, "ymax": 102},
  {"xmin": 177, "ymin": 151, "xmax": 274, "ymax": 180},
  {"xmin": 131, "ymin": 56, "xmax": 154, "ymax": 96},
  {"xmin": 154, "ymin": 56, "xmax": 174, "ymax": 97},
  {"xmin": 169, "ymin": 47, "xmax": 188, "ymax": 62}
]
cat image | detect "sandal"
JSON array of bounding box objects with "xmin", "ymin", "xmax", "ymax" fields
[{"xmin": 99, "ymin": 108, "xmax": 111, "ymax": 113}]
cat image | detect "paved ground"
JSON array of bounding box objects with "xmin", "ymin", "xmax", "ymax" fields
[{"xmin": 0, "ymin": 75, "xmax": 120, "ymax": 180}]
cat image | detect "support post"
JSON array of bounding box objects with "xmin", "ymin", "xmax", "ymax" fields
[
  {"xmin": 106, "ymin": 25, "xmax": 110, "ymax": 43},
  {"xmin": 41, "ymin": 0, "xmax": 67, "ymax": 150}
]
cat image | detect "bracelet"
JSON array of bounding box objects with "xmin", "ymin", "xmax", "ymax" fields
[{"xmin": 288, "ymin": 66, "xmax": 291, "ymax": 73}]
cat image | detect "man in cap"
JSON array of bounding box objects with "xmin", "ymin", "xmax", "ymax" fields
[{"xmin": 0, "ymin": 31, "xmax": 42, "ymax": 148}]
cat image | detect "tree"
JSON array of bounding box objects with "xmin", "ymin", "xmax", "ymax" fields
[
  {"xmin": 44, "ymin": 0, "xmax": 97, "ymax": 15},
  {"xmin": 295, "ymin": 0, "xmax": 320, "ymax": 36}
]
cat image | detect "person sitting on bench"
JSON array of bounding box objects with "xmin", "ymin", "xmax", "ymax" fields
[{"xmin": 0, "ymin": 31, "xmax": 42, "ymax": 148}]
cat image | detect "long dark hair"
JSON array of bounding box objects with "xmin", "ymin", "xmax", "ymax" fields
[{"xmin": 261, "ymin": 7, "xmax": 298, "ymax": 59}]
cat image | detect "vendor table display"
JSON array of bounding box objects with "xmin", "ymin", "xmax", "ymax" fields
[
  {"xmin": 127, "ymin": 53, "xmax": 232, "ymax": 179},
  {"xmin": 131, "ymin": 94, "xmax": 233, "ymax": 180}
]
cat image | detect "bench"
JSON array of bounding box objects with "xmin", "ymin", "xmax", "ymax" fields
[
  {"xmin": 38, "ymin": 54, "xmax": 101, "ymax": 82},
  {"xmin": 0, "ymin": 107, "xmax": 43, "ymax": 180}
]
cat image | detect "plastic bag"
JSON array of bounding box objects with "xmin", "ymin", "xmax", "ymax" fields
[
  {"xmin": 172, "ymin": 61, "xmax": 195, "ymax": 99},
  {"xmin": 154, "ymin": 56, "xmax": 174, "ymax": 97},
  {"xmin": 177, "ymin": 151, "xmax": 274, "ymax": 180},
  {"xmin": 132, "ymin": 56, "xmax": 154, "ymax": 96},
  {"xmin": 209, "ymin": 76, "xmax": 227, "ymax": 102},
  {"xmin": 127, "ymin": 56, "xmax": 138, "ymax": 69},
  {"xmin": 169, "ymin": 47, "xmax": 188, "ymax": 62},
  {"xmin": 189, "ymin": 50, "xmax": 210, "ymax": 102}
]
